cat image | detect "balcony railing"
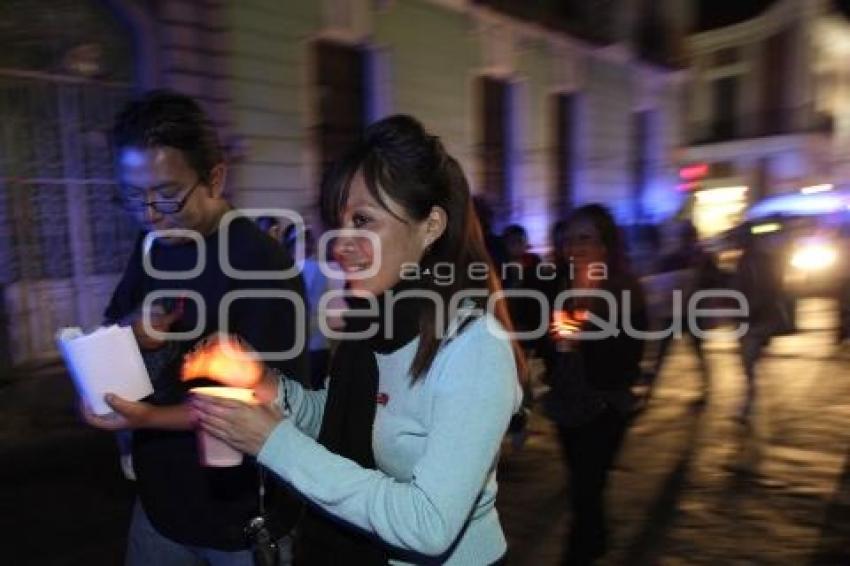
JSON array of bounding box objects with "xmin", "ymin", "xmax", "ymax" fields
[{"xmin": 687, "ymin": 107, "xmax": 834, "ymax": 145}]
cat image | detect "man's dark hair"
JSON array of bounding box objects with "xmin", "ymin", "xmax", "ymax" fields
[{"xmin": 112, "ymin": 89, "xmax": 224, "ymax": 182}]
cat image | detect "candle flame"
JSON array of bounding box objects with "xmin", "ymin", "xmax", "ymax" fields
[
  {"xmin": 551, "ymin": 310, "xmax": 588, "ymax": 338},
  {"xmin": 181, "ymin": 334, "xmax": 264, "ymax": 388}
]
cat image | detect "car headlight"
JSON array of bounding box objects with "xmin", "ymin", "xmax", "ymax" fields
[{"xmin": 789, "ymin": 242, "xmax": 838, "ymax": 271}]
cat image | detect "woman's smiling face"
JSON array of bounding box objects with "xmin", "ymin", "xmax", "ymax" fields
[{"xmin": 332, "ymin": 171, "xmax": 435, "ymax": 296}]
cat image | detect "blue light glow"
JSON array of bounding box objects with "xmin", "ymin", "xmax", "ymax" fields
[{"xmin": 746, "ymin": 190, "xmax": 850, "ymax": 219}]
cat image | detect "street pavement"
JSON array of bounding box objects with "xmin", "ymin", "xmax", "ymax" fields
[
  {"xmin": 1, "ymin": 298, "xmax": 848, "ymax": 565},
  {"xmin": 499, "ymin": 298, "xmax": 850, "ymax": 565}
]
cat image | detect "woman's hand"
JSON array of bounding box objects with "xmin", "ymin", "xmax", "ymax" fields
[
  {"xmin": 190, "ymin": 394, "xmax": 284, "ymax": 457},
  {"xmin": 252, "ymin": 366, "xmax": 283, "ymax": 405}
]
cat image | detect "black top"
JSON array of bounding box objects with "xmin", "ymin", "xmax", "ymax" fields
[
  {"xmin": 574, "ymin": 278, "xmax": 648, "ymax": 392},
  {"xmin": 541, "ymin": 270, "xmax": 648, "ymax": 392},
  {"xmin": 104, "ymin": 215, "xmax": 307, "ymax": 550},
  {"xmin": 735, "ymin": 248, "xmax": 784, "ymax": 325}
]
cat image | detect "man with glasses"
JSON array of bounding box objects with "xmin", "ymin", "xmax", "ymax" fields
[{"xmin": 82, "ymin": 90, "xmax": 306, "ymax": 565}]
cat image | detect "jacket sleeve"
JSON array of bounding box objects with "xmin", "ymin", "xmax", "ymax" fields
[
  {"xmin": 273, "ymin": 375, "xmax": 328, "ymax": 439},
  {"xmin": 257, "ymin": 321, "xmax": 520, "ymax": 557}
]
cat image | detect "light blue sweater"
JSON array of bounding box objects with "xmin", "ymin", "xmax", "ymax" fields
[{"xmin": 258, "ymin": 314, "xmax": 522, "ymax": 564}]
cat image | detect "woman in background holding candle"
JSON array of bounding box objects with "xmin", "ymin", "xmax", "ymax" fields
[
  {"xmin": 543, "ymin": 204, "xmax": 648, "ymax": 565},
  {"xmin": 192, "ymin": 115, "xmax": 525, "ymax": 565}
]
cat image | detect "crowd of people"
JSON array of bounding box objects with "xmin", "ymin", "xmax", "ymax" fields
[{"xmin": 79, "ymin": 89, "xmax": 848, "ymax": 566}]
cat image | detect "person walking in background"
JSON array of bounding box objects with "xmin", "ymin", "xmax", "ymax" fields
[
  {"xmin": 473, "ymin": 194, "xmax": 507, "ymax": 270},
  {"xmin": 735, "ymin": 227, "xmax": 786, "ymax": 421},
  {"xmin": 501, "ymin": 223, "xmax": 546, "ymax": 446},
  {"xmin": 649, "ymin": 221, "xmax": 722, "ymax": 404},
  {"xmin": 191, "ymin": 115, "xmax": 525, "ymax": 565},
  {"xmin": 501, "ymin": 223, "xmax": 545, "ymax": 353},
  {"xmin": 542, "ymin": 204, "xmax": 648, "ymax": 565}
]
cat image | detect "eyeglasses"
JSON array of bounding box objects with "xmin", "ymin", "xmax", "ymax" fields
[{"xmin": 116, "ymin": 179, "xmax": 202, "ymax": 214}]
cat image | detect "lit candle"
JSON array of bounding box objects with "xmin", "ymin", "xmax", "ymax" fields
[
  {"xmin": 551, "ymin": 310, "xmax": 587, "ymax": 351},
  {"xmin": 192, "ymin": 386, "xmax": 258, "ymax": 467},
  {"xmin": 552, "ymin": 311, "xmax": 583, "ymax": 337}
]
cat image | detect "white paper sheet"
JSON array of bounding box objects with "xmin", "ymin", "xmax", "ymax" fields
[{"xmin": 56, "ymin": 325, "xmax": 154, "ymax": 416}]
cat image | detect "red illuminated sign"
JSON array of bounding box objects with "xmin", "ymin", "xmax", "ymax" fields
[{"xmin": 679, "ymin": 163, "xmax": 709, "ymax": 181}]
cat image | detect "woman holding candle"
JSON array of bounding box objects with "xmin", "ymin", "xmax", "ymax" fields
[
  {"xmin": 543, "ymin": 204, "xmax": 648, "ymax": 565},
  {"xmin": 191, "ymin": 115, "xmax": 525, "ymax": 565}
]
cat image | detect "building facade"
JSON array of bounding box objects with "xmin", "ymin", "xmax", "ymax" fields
[
  {"xmin": 682, "ymin": 0, "xmax": 850, "ymax": 236},
  {"xmin": 0, "ymin": 0, "xmax": 685, "ymax": 365}
]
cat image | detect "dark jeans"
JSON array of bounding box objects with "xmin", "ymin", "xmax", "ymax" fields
[
  {"xmin": 557, "ymin": 409, "xmax": 627, "ymax": 565},
  {"xmin": 126, "ymin": 500, "xmax": 293, "ymax": 566}
]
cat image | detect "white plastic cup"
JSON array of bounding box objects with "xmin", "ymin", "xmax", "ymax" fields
[{"xmin": 192, "ymin": 386, "xmax": 258, "ymax": 467}]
